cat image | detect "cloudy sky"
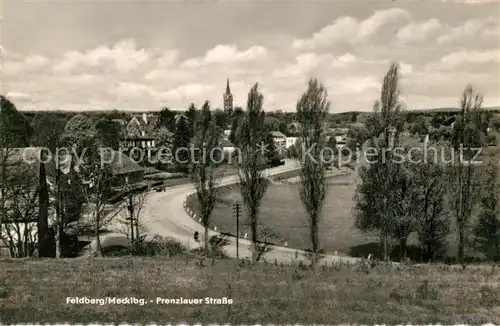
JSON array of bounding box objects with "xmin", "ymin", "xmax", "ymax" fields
[{"xmin": 1, "ymin": 0, "xmax": 499, "ymax": 112}]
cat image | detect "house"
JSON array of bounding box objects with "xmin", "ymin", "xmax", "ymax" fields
[
  {"xmin": 286, "ymin": 137, "xmax": 298, "ymax": 149},
  {"xmin": 223, "ymin": 129, "xmax": 232, "ymax": 139},
  {"xmin": 271, "ymin": 131, "xmax": 286, "ymax": 149},
  {"xmin": 112, "ymin": 118, "xmax": 127, "ymax": 127},
  {"xmin": 287, "ymin": 122, "xmax": 302, "ymax": 135},
  {"xmin": 221, "ymin": 139, "xmax": 236, "ymax": 155},
  {"xmin": 326, "ymin": 129, "xmax": 349, "ymax": 149},
  {"xmin": 174, "ymin": 113, "xmax": 189, "ymax": 123},
  {"xmin": 100, "ymin": 150, "xmax": 145, "ymax": 189},
  {"xmin": 120, "ymin": 113, "xmax": 159, "ymax": 155}
]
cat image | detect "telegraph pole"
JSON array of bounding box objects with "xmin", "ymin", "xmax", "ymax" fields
[{"xmin": 233, "ymin": 201, "xmax": 241, "ymax": 259}]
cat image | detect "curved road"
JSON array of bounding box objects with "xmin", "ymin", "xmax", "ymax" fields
[
  {"xmin": 89, "ymin": 160, "xmax": 358, "ymax": 265},
  {"xmin": 138, "ymin": 160, "xmax": 358, "ymax": 265}
]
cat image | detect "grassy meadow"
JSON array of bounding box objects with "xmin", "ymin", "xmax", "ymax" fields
[
  {"xmin": 1, "ymin": 258, "xmax": 499, "ymax": 323},
  {"xmin": 187, "ymin": 173, "xmax": 376, "ymax": 255}
]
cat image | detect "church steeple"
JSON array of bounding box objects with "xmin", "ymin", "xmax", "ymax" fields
[{"xmin": 223, "ymin": 79, "xmax": 233, "ymax": 114}]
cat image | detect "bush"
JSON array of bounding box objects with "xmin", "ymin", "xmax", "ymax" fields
[
  {"xmin": 101, "ymin": 235, "xmax": 188, "ymax": 257},
  {"xmin": 135, "ymin": 236, "xmax": 188, "ymax": 257},
  {"xmin": 144, "ymin": 172, "xmax": 185, "ymax": 181},
  {"xmin": 190, "ymin": 235, "xmax": 230, "ymax": 258},
  {"xmin": 486, "ymin": 134, "xmax": 497, "ymax": 146}
]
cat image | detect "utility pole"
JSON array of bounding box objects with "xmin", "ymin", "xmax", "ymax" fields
[
  {"xmin": 55, "ymin": 166, "xmax": 62, "ymax": 258},
  {"xmin": 233, "ymin": 201, "xmax": 241, "ymax": 259},
  {"xmin": 124, "ymin": 176, "xmax": 135, "ymax": 249},
  {"xmin": 127, "ymin": 193, "xmax": 134, "ymax": 241}
]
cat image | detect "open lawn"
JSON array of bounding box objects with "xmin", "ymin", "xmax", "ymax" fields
[
  {"xmin": 1, "ymin": 258, "xmax": 499, "ymax": 323},
  {"xmin": 187, "ymin": 174, "xmax": 376, "ymax": 255}
]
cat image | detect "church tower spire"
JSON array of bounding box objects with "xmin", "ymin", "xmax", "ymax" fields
[{"xmin": 223, "ymin": 79, "xmax": 233, "ymax": 114}]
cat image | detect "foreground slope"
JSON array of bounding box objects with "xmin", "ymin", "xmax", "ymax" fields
[{"xmin": 0, "ymin": 258, "xmax": 499, "ymax": 324}]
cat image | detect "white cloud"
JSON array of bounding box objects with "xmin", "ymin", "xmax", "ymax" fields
[
  {"xmin": 144, "ymin": 68, "xmax": 193, "ymax": 83},
  {"xmin": 293, "ymin": 8, "xmax": 410, "ymax": 50},
  {"xmin": 331, "ymin": 53, "xmax": 358, "ymax": 69},
  {"xmin": 59, "ymin": 74, "xmax": 100, "ymax": 85},
  {"xmin": 3, "ymin": 10, "xmax": 499, "ymax": 115},
  {"xmin": 272, "ymin": 53, "xmax": 325, "ymax": 78},
  {"xmin": 52, "ymin": 39, "xmax": 149, "ymax": 74},
  {"xmin": 435, "ymin": 49, "xmax": 500, "ymax": 69},
  {"xmin": 326, "ymin": 76, "xmax": 380, "ymax": 95},
  {"xmin": 436, "ymin": 17, "xmax": 498, "ymax": 44},
  {"xmin": 5, "ymin": 92, "xmax": 33, "ymax": 101},
  {"xmin": 273, "ymin": 53, "xmax": 363, "ymax": 79},
  {"xmin": 182, "ymin": 44, "xmax": 268, "ymax": 68},
  {"xmin": 3, "ymin": 55, "xmax": 50, "ymax": 76},
  {"xmin": 396, "ymin": 19, "xmax": 442, "ymax": 44},
  {"xmin": 156, "ymin": 84, "xmax": 215, "ymax": 103},
  {"xmin": 399, "ymin": 63, "xmax": 413, "ymax": 76},
  {"xmin": 443, "ymin": 0, "xmax": 497, "ymax": 3},
  {"xmin": 155, "ymin": 50, "xmax": 180, "ymax": 67},
  {"xmin": 112, "ymin": 82, "xmax": 155, "ymax": 98}
]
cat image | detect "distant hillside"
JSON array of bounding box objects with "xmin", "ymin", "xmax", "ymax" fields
[
  {"xmin": 330, "ymin": 106, "xmax": 500, "ymax": 115},
  {"xmin": 410, "ymin": 106, "xmax": 500, "ymax": 113}
]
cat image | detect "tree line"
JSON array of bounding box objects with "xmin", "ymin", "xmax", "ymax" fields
[{"xmin": 1, "ymin": 62, "xmax": 499, "ymax": 267}]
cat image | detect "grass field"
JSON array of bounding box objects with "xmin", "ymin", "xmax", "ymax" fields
[
  {"xmin": 187, "ymin": 173, "xmax": 376, "ymax": 255},
  {"xmin": 1, "ymin": 258, "xmax": 499, "ymax": 323}
]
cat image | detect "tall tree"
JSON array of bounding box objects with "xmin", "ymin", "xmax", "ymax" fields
[
  {"xmin": 448, "ymin": 84, "xmax": 484, "ymax": 269},
  {"xmin": 79, "ymin": 139, "xmax": 114, "ymax": 257},
  {"xmin": 410, "ymin": 115, "xmax": 429, "ymax": 136},
  {"xmin": 414, "ymin": 160, "xmax": 449, "ymax": 262},
  {"xmin": 213, "ymin": 109, "xmax": 228, "ymax": 129},
  {"xmin": 1, "ymin": 158, "xmax": 40, "ymax": 258},
  {"xmin": 95, "ymin": 118, "xmax": 122, "ymax": 151},
  {"xmin": 389, "ymin": 160, "xmax": 419, "ymax": 260},
  {"xmin": 30, "ymin": 112, "xmax": 67, "ymax": 153},
  {"xmin": 119, "ymin": 182, "xmax": 148, "ymax": 253},
  {"xmin": 237, "ymin": 84, "xmax": 269, "ymax": 262},
  {"xmin": 172, "ymin": 116, "xmax": 191, "ymax": 173},
  {"xmin": 158, "ymin": 107, "xmax": 177, "ymax": 131},
  {"xmin": 60, "ymin": 114, "xmax": 97, "ymax": 154},
  {"xmin": 264, "ymin": 132, "xmax": 282, "ymax": 167},
  {"xmin": 278, "ymin": 121, "xmax": 288, "ymax": 135},
  {"xmin": 229, "ymin": 107, "xmax": 245, "ymax": 145},
  {"xmin": 192, "ymin": 101, "xmax": 223, "ymax": 256},
  {"xmin": 0, "ymin": 97, "xmax": 35, "ymax": 255},
  {"xmin": 474, "ymin": 160, "xmax": 500, "ymax": 262},
  {"xmin": 0, "ymin": 96, "xmax": 33, "ymax": 147},
  {"xmin": 55, "ymin": 114, "xmax": 97, "ymax": 257},
  {"xmin": 186, "ymin": 103, "xmax": 198, "ymax": 139},
  {"xmin": 353, "ymin": 63, "xmax": 406, "ymax": 261},
  {"xmin": 296, "ymin": 78, "xmax": 329, "ymax": 267}
]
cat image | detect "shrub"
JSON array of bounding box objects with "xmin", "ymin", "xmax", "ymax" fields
[{"xmin": 101, "ymin": 235, "xmax": 188, "ymax": 257}]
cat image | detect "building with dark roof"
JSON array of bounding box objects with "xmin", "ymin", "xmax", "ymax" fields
[
  {"xmin": 120, "ymin": 113, "xmax": 159, "ymax": 156},
  {"xmin": 100, "ymin": 150, "xmax": 145, "ymax": 188}
]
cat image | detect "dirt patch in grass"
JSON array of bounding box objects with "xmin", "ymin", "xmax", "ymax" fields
[{"xmin": 1, "ymin": 258, "xmax": 500, "ymax": 323}]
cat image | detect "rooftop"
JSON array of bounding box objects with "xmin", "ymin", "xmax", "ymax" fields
[{"xmin": 271, "ymin": 131, "xmax": 286, "ymax": 138}]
